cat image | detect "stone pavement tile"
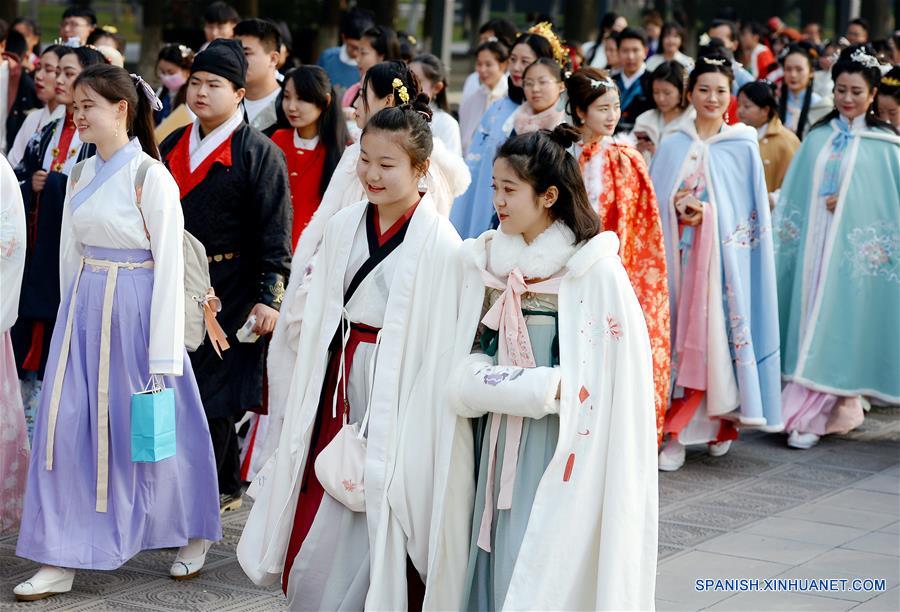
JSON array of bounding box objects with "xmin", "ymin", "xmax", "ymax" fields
[
  {"xmin": 658, "ymin": 477, "xmax": 715, "ymax": 506},
  {"xmin": 192, "ymin": 560, "xmax": 284, "ymax": 596},
  {"xmin": 855, "ymin": 474, "xmax": 900, "ymax": 495},
  {"xmin": 692, "ymin": 453, "xmax": 787, "ymax": 475},
  {"xmin": 696, "ymin": 532, "xmax": 832, "ymax": 565},
  {"xmin": 738, "ymin": 516, "xmax": 868, "ymax": 547},
  {"xmin": 655, "ymin": 550, "xmax": 790, "ymax": 607},
  {"xmin": 100, "ymin": 577, "xmax": 284, "ymax": 611},
  {"xmin": 121, "ymin": 547, "xmax": 232, "ymax": 576},
  {"xmin": 659, "ymin": 545, "xmax": 688, "ymax": 560},
  {"xmin": 815, "ymin": 489, "xmax": 900, "ymax": 514},
  {"xmin": 660, "ymin": 463, "xmax": 754, "ymax": 489},
  {"xmin": 793, "ymin": 548, "xmax": 900, "ymax": 583},
  {"xmin": 661, "ymin": 503, "xmax": 763, "ymax": 530},
  {"xmin": 778, "ymin": 503, "xmax": 897, "ymax": 530},
  {"xmin": 705, "ymin": 590, "xmax": 856, "ymax": 610},
  {"xmin": 853, "ymin": 585, "xmax": 900, "ymax": 610},
  {"xmin": 880, "ymin": 465, "xmax": 900, "ymax": 477},
  {"xmin": 841, "ymin": 532, "xmax": 900, "ymax": 557},
  {"xmin": 776, "ymin": 463, "xmax": 875, "ymax": 487},
  {"xmin": 705, "ymin": 489, "xmax": 805, "ymax": 515},
  {"xmin": 802, "ymin": 448, "xmax": 899, "ymax": 473},
  {"xmin": 878, "ymin": 521, "xmax": 899, "ymax": 535},
  {"xmin": 659, "ymin": 521, "xmax": 727, "ymax": 548},
  {"xmin": 654, "ymin": 598, "xmax": 694, "ymax": 611},
  {"xmin": 742, "ymin": 476, "xmax": 839, "ymax": 501}
]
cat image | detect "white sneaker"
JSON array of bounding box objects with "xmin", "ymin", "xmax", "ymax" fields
[
  {"xmin": 708, "ymin": 440, "xmax": 732, "ymax": 457},
  {"xmin": 787, "ymin": 431, "xmax": 821, "ymax": 449},
  {"xmin": 658, "ymin": 440, "xmax": 686, "ymax": 471},
  {"xmin": 170, "ymin": 539, "xmax": 212, "ymax": 580},
  {"xmin": 13, "ymin": 566, "xmax": 75, "ymax": 601}
]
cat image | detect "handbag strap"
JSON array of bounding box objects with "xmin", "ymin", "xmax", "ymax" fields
[
  {"xmin": 357, "ymin": 329, "xmax": 383, "ymax": 441},
  {"xmin": 132, "ymin": 158, "xmax": 158, "ymax": 241},
  {"xmin": 331, "ymin": 308, "xmax": 352, "ymax": 423}
]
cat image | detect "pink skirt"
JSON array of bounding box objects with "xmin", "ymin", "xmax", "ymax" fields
[{"xmin": 0, "ymin": 330, "xmax": 28, "ymax": 533}]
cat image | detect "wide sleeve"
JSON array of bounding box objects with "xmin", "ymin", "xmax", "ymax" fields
[
  {"xmin": 249, "ymin": 140, "xmax": 293, "ymax": 310},
  {"xmin": 0, "ymin": 156, "xmax": 26, "ymax": 332},
  {"xmin": 142, "ymin": 163, "xmax": 185, "ymax": 376},
  {"xmin": 449, "ymin": 353, "xmax": 561, "ymax": 418},
  {"xmin": 58, "ymin": 174, "xmax": 83, "ymax": 300}
]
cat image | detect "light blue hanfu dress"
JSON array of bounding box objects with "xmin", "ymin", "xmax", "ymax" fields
[{"xmin": 463, "ymin": 290, "xmax": 559, "ymax": 610}]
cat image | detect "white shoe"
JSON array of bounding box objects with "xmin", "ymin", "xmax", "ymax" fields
[
  {"xmin": 708, "ymin": 440, "xmax": 732, "ymax": 457},
  {"xmin": 13, "ymin": 566, "xmax": 75, "ymax": 601},
  {"xmin": 787, "ymin": 431, "xmax": 821, "ymax": 449},
  {"xmin": 658, "ymin": 440, "xmax": 686, "ymax": 471},
  {"xmin": 170, "ymin": 539, "xmax": 212, "ymax": 580}
]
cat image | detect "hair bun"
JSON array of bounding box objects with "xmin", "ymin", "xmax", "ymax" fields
[
  {"xmin": 547, "ymin": 123, "xmax": 581, "ymax": 149},
  {"xmin": 403, "ymin": 92, "xmax": 433, "ymax": 123}
]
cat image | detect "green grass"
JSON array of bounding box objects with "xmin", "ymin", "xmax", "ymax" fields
[{"xmin": 18, "ymin": 1, "xmax": 141, "ymax": 43}]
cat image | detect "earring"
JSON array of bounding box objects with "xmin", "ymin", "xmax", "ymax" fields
[{"xmin": 115, "ymin": 121, "xmax": 120, "ymax": 138}]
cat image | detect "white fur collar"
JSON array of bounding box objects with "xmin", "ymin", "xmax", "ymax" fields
[{"xmin": 488, "ymin": 221, "xmax": 578, "ymax": 279}]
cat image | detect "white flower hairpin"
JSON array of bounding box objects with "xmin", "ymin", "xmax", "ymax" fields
[
  {"xmin": 701, "ymin": 56, "xmax": 727, "ymax": 66},
  {"xmin": 699, "ymin": 33, "xmax": 711, "ymax": 46},
  {"xmin": 850, "ymin": 48, "xmax": 880, "ymax": 69},
  {"xmin": 590, "ymin": 77, "xmax": 616, "ymax": 89}
]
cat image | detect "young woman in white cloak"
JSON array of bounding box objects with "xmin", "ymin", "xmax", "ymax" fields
[
  {"xmin": 445, "ymin": 124, "xmax": 658, "ymax": 610},
  {"xmin": 239, "ymin": 61, "xmax": 470, "ymax": 480},
  {"xmin": 236, "ymin": 95, "xmax": 475, "ymax": 611}
]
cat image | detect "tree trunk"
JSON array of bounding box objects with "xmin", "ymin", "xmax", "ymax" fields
[
  {"xmin": 361, "ymin": 0, "xmax": 398, "ymax": 27},
  {"xmin": 236, "ymin": 0, "xmax": 259, "ymax": 18},
  {"xmin": 317, "ymin": 0, "xmax": 342, "ymax": 59},
  {"xmin": 799, "ymin": 0, "xmax": 826, "ymax": 27},
  {"xmin": 138, "ymin": 0, "xmax": 164, "ymax": 86},
  {"xmin": 564, "ymin": 0, "xmax": 596, "ymax": 42},
  {"xmin": 0, "ymin": 0, "xmax": 18, "ymax": 21},
  {"xmin": 861, "ymin": 0, "xmax": 891, "ymax": 38}
]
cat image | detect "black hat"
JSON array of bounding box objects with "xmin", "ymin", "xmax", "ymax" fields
[{"xmin": 191, "ymin": 39, "xmax": 247, "ymax": 88}]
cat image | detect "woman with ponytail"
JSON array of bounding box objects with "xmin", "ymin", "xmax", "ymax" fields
[
  {"xmin": 13, "ymin": 64, "xmax": 221, "ymax": 601},
  {"xmin": 778, "ymin": 42, "xmax": 832, "ymax": 139},
  {"xmin": 775, "ymin": 45, "xmax": 899, "ymax": 450},
  {"xmin": 445, "ymin": 123, "xmax": 657, "ymax": 609},
  {"xmin": 567, "ymin": 67, "xmax": 670, "ymax": 446}
]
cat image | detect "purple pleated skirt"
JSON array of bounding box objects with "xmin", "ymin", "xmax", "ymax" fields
[{"xmin": 15, "ymin": 246, "xmax": 221, "ymax": 570}]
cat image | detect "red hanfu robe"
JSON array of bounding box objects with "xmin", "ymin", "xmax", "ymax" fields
[{"xmin": 271, "ymin": 129, "xmax": 327, "ymax": 249}]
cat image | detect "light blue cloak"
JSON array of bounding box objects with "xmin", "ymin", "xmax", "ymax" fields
[
  {"xmin": 450, "ymin": 96, "xmax": 519, "ymax": 239},
  {"xmin": 650, "ymin": 123, "xmax": 782, "ymax": 428},
  {"xmin": 774, "ymin": 121, "xmax": 900, "ymax": 402}
]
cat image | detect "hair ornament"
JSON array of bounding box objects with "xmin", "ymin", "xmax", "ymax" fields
[
  {"xmin": 130, "ymin": 73, "xmax": 164, "ymax": 111},
  {"xmin": 527, "ymin": 21, "xmax": 569, "ymax": 69},
  {"xmin": 701, "ymin": 56, "xmax": 727, "ymax": 66},
  {"xmin": 698, "ymin": 33, "xmax": 711, "ymax": 46},
  {"xmin": 882, "ymin": 76, "xmax": 900, "ymax": 87},
  {"xmin": 486, "ymin": 36, "xmax": 498, "ymax": 43},
  {"xmin": 100, "ymin": 25, "xmax": 118, "ymax": 34},
  {"xmin": 407, "ymin": 34, "xmax": 417, "ymax": 45},
  {"xmin": 391, "ymin": 78, "xmax": 410, "ymax": 104},
  {"xmin": 589, "ymin": 77, "xmax": 616, "ymax": 89},
  {"xmin": 178, "ymin": 44, "xmax": 193, "ymax": 58},
  {"xmin": 849, "ymin": 48, "xmax": 880, "ymax": 69},
  {"xmin": 54, "ymin": 36, "xmax": 81, "ymax": 48}
]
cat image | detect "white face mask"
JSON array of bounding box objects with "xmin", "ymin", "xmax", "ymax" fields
[{"xmin": 160, "ymin": 72, "xmax": 187, "ymax": 92}]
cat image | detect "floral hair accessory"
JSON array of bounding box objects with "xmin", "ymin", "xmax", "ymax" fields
[
  {"xmin": 100, "ymin": 25, "xmax": 118, "ymax": 34},
  {"xmin": 850, "ymin": 48, "xmax": 880, "ymax": 69},
  {"xmin": 391, "ymin": 78, "xmax": 410, "ymax": 104},
  {"xmin": 528, "ymin": 21, "xmax": 569, "ymax": 70},
  {"xmin": 589, "ymin": 77, "xmax": 616, "ymax": 90},
  {"xmin": 701, "ymin": 56, "xmax": 727, "ymax": 66},
  {"xmin": 882, "ymin": 76, "xmax": 900, "ymax": 87},
  {"xmin": 699, "ymin": 33, "xmax": 711, "ymax": 46},
  {"xmin": 178, "ymin": 44, "xmax": 193, "ymax": 58}
]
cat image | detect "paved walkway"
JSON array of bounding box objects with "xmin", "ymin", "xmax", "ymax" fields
[{"xmin": 1, "ymin": 406, "xmax": 897, "ymax": 611}]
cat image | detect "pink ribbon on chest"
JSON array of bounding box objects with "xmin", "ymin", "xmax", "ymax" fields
[{"xmin": 477, "ymin": 267, "xmax": 561, "ymax": 552}]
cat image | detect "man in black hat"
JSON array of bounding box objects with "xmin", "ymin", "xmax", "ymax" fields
[{"xmin": 159, "ymin": 39, "xmax": 293, "ymax": 514}]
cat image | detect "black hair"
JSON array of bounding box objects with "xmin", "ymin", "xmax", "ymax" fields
[
  {"xmin": 778, "ymin": 42, "xmax": 818, "ymax": 139},
  {"xmin": 508, "ymin": 32, "xmax": 555, "ymax": 105},
  {"xmin": 495, "ymin": 124, "xmax": 600, "ymax": 243},
  {"xmin": 361, "ymin": 93, "xmax": 434, "ymax": 173},
  {"xmin": 741, "ymin": 21, "xmax": 767, "ymax": 39},
  {"xmin": 688, "ymin": 55, "xmax": 734, "ymax": 92},
  {"xmin": 811, "ymin": 45, "xmax": 897, "ymax": 134},
  {"xmin": 738, "ymin": 81, "xmax": 778, "ymax": 120},
  {"xmin": 0, "ymin": 19, "xmax": 6, "ymax": 45},
  {"xmin": 586, "ymin": 12, "xmax": 622, "ymax": 66},
  {"xmin": 62, "ymin": 7, "xmax": 97, "ymax": 26},
  {"xmin": 661, "ymin": 21, "xmax": 685, "ymax": 46},
  {"xmin": 234, "ymin": 18, "xmax": 282, "ymax": 54},
  {"xmin": 278, "ymin": 66, "xmax": 349, "ymax": 196},
  {"xmin": 74, "ymin": 64, "xmax": 160, "ymax": 160},
  {"xmin": 848, "ymin": 18, "xmax": 870, "ymax": 33},
  {"xmin": 698, "ymin": 36, "xmax": 734, "ymax": 62},
  {"xmin": 11, "ymin": 17, "xmax": 39, "ymax": 53},
  {"xmin": 523, "ymin": 57, "xmax": 565, "ymax": 84},
  {"xmin": 649, "ymin": 60, "xmax": 689, "ymax": 109},
  {"xmin": 475, "ymin": 40, "xmax": 510, "ymax": 65},
  {"xmin": 360, "ymin": 61, "xmax": 422, "ymax": 114},
  {"xmin": 204, "ymin": 2, "xmax": 240, "ymax": 25},
  {"xmin": 40, "ymin": 44, "xmax": 63, "ymax": 59},
  {"xmin": 707, "ymin": 19, "xmax": 737, "ymax": 43},
  {"xmin": 69, "ymin": 46, "xmax": 108, "ymax": 69},
  {"xmin": 157, "ymin": 44, "xmax": 194, "ymax": 108},
  {"xmin": 362, "ymin": 26, "xmax": 402, "ymax": 62},
  {"xmin": 879, "ymin": 65, "xmax": 900, "ymax": 102},
  {"xmin": 86, "ymin": 27, "xmax": 126, "ymax": 53},
  {"xmin": 411, "ymin": 53, "xmax": 449, "ymax": 112},
  {"xmin": 566, "ymin": 67, "xmax": 618, "ymax": 126},
  {"xmin": 616, "ymin": 27, "xmax": 647, "ymax": 49},
  {"xmin": 397, "ymin": 31, "xmax": 421, "ymax": 63},
  {"xmin": 479, "ymin": 18, "xmax": 517, "ymax": 50},
  {"xmin": 4, "ymin": 29, "xmax": 27, "ymax": 58},
  {"xmin": 339, "ymin": 8, "xmax": 375, "ymax": 40}
]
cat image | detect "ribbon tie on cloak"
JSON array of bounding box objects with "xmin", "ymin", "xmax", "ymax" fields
[
  {"xmin": 477, "ymin": 266, "xmax": 562, "ymax": 552},
  {"xmin": 819, "ymin": 116, "xmax": 854, "ymax": 197}
]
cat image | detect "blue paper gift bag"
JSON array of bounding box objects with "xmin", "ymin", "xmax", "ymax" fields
[{"xmin": 131, "ymin": 385, "xmax": 176, "ymax": 462}]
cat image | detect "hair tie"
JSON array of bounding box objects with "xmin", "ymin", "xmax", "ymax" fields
[{"xmin": 130, "ymin": 73, "xmax": 164, "ymax": 111}]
